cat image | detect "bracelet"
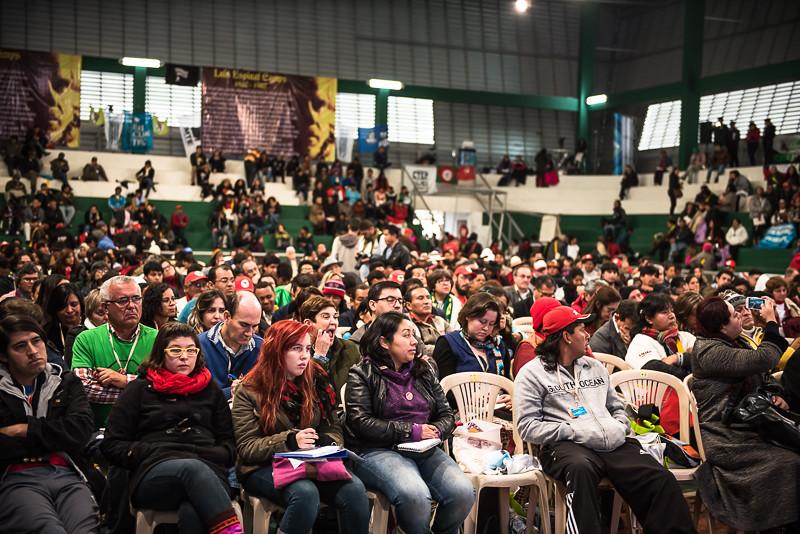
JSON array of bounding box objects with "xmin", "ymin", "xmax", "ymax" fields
[{"xmin": 313, "ymin": 353, "xmax": 330, "ymax": 365}]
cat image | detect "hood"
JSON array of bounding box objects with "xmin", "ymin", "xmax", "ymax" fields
[
  {"xmin": 0, "ymin": 362, "xmax": 63, "ymax": 418},
  {"xmin": 339, "ymin": 233, "xmax": 359, "ymax": 248}
]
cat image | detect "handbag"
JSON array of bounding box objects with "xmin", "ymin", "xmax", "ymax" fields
[
  {"xmin": 725, "ymin": 386, "xmax": 800, "ymax": 453},
  {"xmin": 272, "ymin": 457, "xmax": 351, "ymax": 489}
]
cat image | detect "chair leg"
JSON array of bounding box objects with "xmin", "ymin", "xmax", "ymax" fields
[
  {"xmin": 554, "ymin": 487, "xmax": 567, "ymax": 534},
  {"xmin": 463, "ymin": 486, "xmax": 481, "ymax": 534},
  {"xmin": 610, "ymin": 491, "xmax": 626, "ymax": 534},
  {"xmin": 367, "ymin": 491, "xmax": 390, "ymax": 534},
  {"xmin": 497, "ymin": 488, "xmax": 510, "ymax": 534}
]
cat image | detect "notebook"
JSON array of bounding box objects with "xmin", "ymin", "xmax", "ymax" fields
[
  {"xmin": 274, "ymin": 445, "xmax": 348, "ymax": 460},
  {"xmin": 396, "ymin": 438, "xmax": 441, "ymax": 453}
]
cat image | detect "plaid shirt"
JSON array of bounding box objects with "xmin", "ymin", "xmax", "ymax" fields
[{"xmin": 73, "ymin": 324, "xmax": 141, "ymax": 405}]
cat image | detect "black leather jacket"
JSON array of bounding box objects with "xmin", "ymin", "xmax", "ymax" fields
[{"xmin": 343, "ymin": 358, "xmax": 455, "ymax": 452}]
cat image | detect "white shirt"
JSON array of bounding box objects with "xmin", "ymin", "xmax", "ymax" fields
[{"xmin": 625, "ymin": 331, "xmax": 696, "ymax": 370}]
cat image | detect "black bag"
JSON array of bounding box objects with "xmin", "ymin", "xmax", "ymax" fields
[{"xmin": 725, "ymin": 386, "xmax": 800, "ymax": 453}]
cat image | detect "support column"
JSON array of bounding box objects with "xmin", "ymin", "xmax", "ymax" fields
[
  {"xmin": 133, "ymin": 66, "xmax": 147, "ymax": 113},
  {"xmin": 376, "ymin": 88, "xmax": 389, "ymax": 126},
  {"xmin": 576, "ymin": 2, "xmax": 596, "ymax": 168},
  {"xmin": 678, "ymin": 0, "xmax": 704, "ymax": 168}
]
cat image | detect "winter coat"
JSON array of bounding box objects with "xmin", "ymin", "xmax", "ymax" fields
[
  {"xmin": 588, "ymin": 316, "xmax": 629, "ymax": 359},
  {"xmin": 232, "ymin": 375, "xmax": 341, "ymax": 479},
  {"xmin": 343, "ymin": 359, "xmax": 455, "ymax": 452},
  {"xmin": 330, "ymin": 232, "xmax": 360, "ymax": 272},
  {"xmin": 0, "ymin": 363, "xmax": 94, "ymax": 478},
  {"xmin": 691, "ymin": 323, "xmax": 799, "ymax": 530},
  {"xmin": 101, "ymin": 374, "xmax": 235, "ymax": 495}
]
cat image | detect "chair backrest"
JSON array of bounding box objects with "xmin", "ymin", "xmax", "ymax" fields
[
  {"xmin": 340, "ymin": 383, "xmax": 347, "ymax": 410},
  {"xmin": 511, "ymin": 317, "xmax": 533, "ymax": 329},
  {"xmin": 335, "ymin": 326, "xmax": 351, "ymax": 338},
  {"xmin": 610, "ymin": 369, "xmax": 693, "ymax": 444},
  {"xmin": 593, "ymin": 352, "xmax": 632, "ymax": 374},
  {"xmin": 517, "ymin": 324, "xmax": 535, "ymax": 336},
  {"xmin": 773, "ymin": 370, "xmax": 784, "ymax": 382},
  {"xmin": 439, "ymin": 371, "xmax": 522, "ymax": 447},
  {"xmin": 682, "ymin": 374, "xmax": 707, "ymax": 461}
]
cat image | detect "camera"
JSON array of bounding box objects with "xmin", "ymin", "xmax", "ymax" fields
[{"xmin": 746, "ymin": 297, "xmax": 765, "ymax": 310}]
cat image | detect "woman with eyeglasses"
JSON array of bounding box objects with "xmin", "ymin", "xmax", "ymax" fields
[
  {"xmin": 141, "ymin": 282, "xmax": 178, "ymax": 330},
  {"xmin": 188, "ymin": 289, "xmax": 230, "ymax": 334},
  {"xmin": 102, "ymin": 322, "xmax": 243, "ymax": 534}
]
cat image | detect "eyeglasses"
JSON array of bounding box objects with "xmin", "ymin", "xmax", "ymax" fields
[
  {"xmin": 375, "ymin": 296, "xmax": 405, "ymax": 306},
  {"xmin": 105, "ymin": 295, "xmax": 143, "ymax": 307},
  {"xmin": 165, "ymin": 347, "xmax": 199, "ymax": 358}
]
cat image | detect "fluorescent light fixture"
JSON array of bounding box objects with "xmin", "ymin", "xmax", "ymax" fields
[
  {"xmin": 368, "ymin": 79, "xmax": 404, "ymax": 91},
  {"xmin": 585, "ymin": 94, "xmax": 608, "ymax": 106},
  {"xmin": 120, "ymin": 57, "xmax": 161, "ymax": 69},
  {"xmin": 514, "ymin": 0, "xmax": 530, "ymax": 13}
]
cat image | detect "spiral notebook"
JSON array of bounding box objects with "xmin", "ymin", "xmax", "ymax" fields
[{"xmin": 396, "ymin": 438, "xmax": 441, "ymax": 453}]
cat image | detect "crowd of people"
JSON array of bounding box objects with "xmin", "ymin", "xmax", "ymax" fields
[{"xmin": 2, "ymin": 213, "xmax": 800, "ymax": 532}]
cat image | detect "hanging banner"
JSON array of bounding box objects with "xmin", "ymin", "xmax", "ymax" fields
[
  {"xmin": 0, "ymin": 49, "xmax": 81, "ymax": 147},
  {"xmin": 358, "ymin": 125, "xmax": 387, "ymax": 154},
  {"xmin": 165, "ymin": 63, "xmax": 199, "ymax": 86},
  {"xmin": 104, "ymin": 113, "xmax": 125, "ymax": 151},
  {"xmin": 336, "ymin": 126, "xmax": 355, "ymax": 163},
  {"xmin": 438, "ymin": 165, "xmax": 455, "ymax": 184},
  {"xmin": 613, "ymin": 112, "xmax": 634, "ymax": 175},
  {"xmin": 201, "ymin": 68, "xmax": 336, "ymax": 161},
  {"xmin": 120, "ymin": 112, "xmax": 154, "ymax": 154},
  {"xmin": 405, "ymin": 165, "xmax": 438, "ymax": 195}
]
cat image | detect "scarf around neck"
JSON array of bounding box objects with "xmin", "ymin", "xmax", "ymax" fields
[
  {"xmin": 641, "ymin": 327, "xmax": 681, "ymax": 354},
  {"xmin": 146, "ymin": 367, "xmax": 211, "ymax": 395}
]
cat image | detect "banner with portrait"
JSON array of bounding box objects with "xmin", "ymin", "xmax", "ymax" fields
[
  {"xmin": 0, "ymin": 49, "xmax": 81, "ymax": 147},
  {"xmin": 405, "ymin": 165, "xmax": 438, "ymax": 195},
  {"xmin": 201, "ymin": 68, "xmax": 336, "ymax": 161}
]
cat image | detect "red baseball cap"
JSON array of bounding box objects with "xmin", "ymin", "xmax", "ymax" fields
[
  {"xmin": 530, "ymin": 297, "xmax": 561, "ymax": 331},
  {"xmin": 453, "ymin": 265, "xmax": 474, "ymax": 278},
  {"xmin": 541, "ymin": 306, "xmax": 593, "ymax": 336},
  {"xmin": 184, "ymin": 271, "xmax": 208, "ymax": 286},
  {"xmin": 235, "ymin": 275, "xmax": 255, "ymax": 293}
]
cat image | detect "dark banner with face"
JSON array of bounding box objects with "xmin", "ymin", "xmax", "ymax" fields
[
  {"xmin": 0, "ymin": 49, "xmax": 81, "ymax": 147},
  {"xmin": 201, "ymin": 67, "xmax": 336, "ymax": 161}
]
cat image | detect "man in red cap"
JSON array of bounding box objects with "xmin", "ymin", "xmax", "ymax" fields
[
  {"xmin": 176, "ymin": 270, "xmax": 209, "ymax": 316},
  {"xmin": 515, "ymin": 306, "xmax": 695, "ymax": 533},
  {"xmin": 452, "ymin": 264, "xmax": 474, "ymax": 305}
]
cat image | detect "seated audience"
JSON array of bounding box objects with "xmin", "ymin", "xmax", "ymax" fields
[
  {"xmin": 0, "ymin": 315, "xmax": 98, "ymax": 533},
  {"xmin": 588, "ymin": 298, "xmax": 637, "ymax": 359},
  {"xmin": 514, "ymin": 305, "xmax": 695, "ymax": 533},
  {"xmin": 691, "ymin": 296, "xmax": 799, "ymax": 531},
  {"xmin": 232, "ymin": 320, "xmax": 369, "ymax": 534},
  {"xmin": 102, "ymin": 322, "xmax": 242, "ymax": 534},
  {"xmin": 345, "ymin": 312, "xmax": 475, "ymax": 534},
  {"xmin": 140, "ymin": 282, "xmax": 178, "ymax": 330},
  {"xmin": 625, "ymin": 293, "xmax": 694, "ymax": 378},
  {"xmin": 188, "ymin": 289, "xmax": 229, "ymax": 334}
]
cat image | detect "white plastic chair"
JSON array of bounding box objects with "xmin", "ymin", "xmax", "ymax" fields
[
  {"xmin": 611, "ymin": 370, "xmax": 713, "ymax": 532},
  {"xmin": 593, "ymin": 352, "xmax": 632, "ymax": 374},
  {"xmin": 511, "ymin": 317, "xmax": 533, "ymax": 329},
  {"xmin": 439, "ymin": 372, "xmax": 551, "ymax": 534},
  {"xmin": 133, "ymin": 501, "xmax": 243, "ymax": 534},
  {"xmin": 773, "ymin": 370, "xmax": 784, "ymax": 381}
]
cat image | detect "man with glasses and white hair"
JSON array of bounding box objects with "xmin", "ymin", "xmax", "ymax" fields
[
  {"xmin": 71, "ymin": 275, "xmax": 158, "ymax": 427},
  {"xmin": 198, "ymin": 291, "xmax": 263, "ymax": 400}
]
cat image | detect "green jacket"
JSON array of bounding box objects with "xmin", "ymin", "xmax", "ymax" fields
[{"xmin": 326, "ymin": 337, "xmax": 362, "ymax": 402}]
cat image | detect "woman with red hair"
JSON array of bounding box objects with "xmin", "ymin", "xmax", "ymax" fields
[{"xmin": 232, "ymin": 320, "xmax": 369, "ymax": 534}]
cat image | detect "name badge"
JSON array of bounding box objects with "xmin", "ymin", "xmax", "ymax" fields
[{"xmin": 570, "ymin": 406, "xmax": 588, "ymax": 418}]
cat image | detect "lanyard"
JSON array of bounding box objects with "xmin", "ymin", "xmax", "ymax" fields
[
  {"xmin": 108, "ymin": 326, "xmax": 140, "ymax": 375},
  {"xmin": 556, "ymin": 363, "xmax": 581, "ymax": 407}
]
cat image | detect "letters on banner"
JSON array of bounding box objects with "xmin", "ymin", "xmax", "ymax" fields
[{"xmin": 405, "ymin": 165, "xmax": 438, "ymax": 195}]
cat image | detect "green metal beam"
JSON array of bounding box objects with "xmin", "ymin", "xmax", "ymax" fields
[
  {"xmin": 699, "ymin": 59, "xmax": 800, "ymax": 94},
  {"xmin": 133, "ymin": 66, "xmax": 147, "ymax": 113},
  {"xmin": 678, "ymin": 0, "xmax": 704, "ymax": 168},
  {"xmin": 376, "ymin": 89, "xmax": 389, "ymax": 126},
  {"xmin": 338, "ymin": 79, "xmax": 578, "ymax": 112},
  {"xmin": 576, "ymin": 2, "xmax": 597, "ymax": 164}
]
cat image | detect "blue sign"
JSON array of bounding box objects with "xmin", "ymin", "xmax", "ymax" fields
[
  {"xmin": 358, "ymin": 125, "xmax": 388, "ymax": 154},
  {"xmin": 120, "ymin": 112, "xmax": 154, "ymax": 154},
  {"xmin": 759, "ymin": 223, "xmax": 797, "ymax": 249}
]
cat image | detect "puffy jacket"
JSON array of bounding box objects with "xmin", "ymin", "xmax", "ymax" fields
[
  {"xmin": 514, "ymin": 356, "xmax": 629, "ymax": 452},
  {"xmin": 344, "ymin": 358, "xmax": 455, "ymax": 452},
  {"xmin": 101, "ymin": 374, "xmax": 235, "ymax": 494}
]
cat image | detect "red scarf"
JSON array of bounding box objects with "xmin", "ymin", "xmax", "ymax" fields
[
  {"xmin": 641, "ymin": 327, "xmax": 681, "ymax": 354},
  {"xmin": 146, "ymin": 367, "xmax": 212, "ymax": 395}
]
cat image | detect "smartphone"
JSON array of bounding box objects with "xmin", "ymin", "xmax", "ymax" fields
[{"xmin": 746, "ymin": 297, "xmax": 765, "ymax": 310}]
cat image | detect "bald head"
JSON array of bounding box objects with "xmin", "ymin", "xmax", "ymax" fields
[{"xmin": 221, "ymin": 291, "xmax": 262, "ymax": 351}]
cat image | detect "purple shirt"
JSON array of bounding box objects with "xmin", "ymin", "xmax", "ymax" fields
[{"xmin": 380, "ymin": 362, "xmax": 431, "ymax": 441}]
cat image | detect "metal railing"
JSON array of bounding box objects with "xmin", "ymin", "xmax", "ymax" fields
[
  {"xmin": 400, "ymin": 166, "xmax": 446, "ymax": 240},
  {"xmin": 474, "ymin": 173, "xmax": 527, "ymax": 247}
]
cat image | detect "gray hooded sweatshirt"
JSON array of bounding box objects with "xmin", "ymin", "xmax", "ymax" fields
[{"xmin": 514, "ymin": 355, "xmax": 629, "ymax": 452}]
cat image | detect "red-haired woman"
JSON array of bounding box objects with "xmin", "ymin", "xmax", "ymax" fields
[{"xmin": 232, "ymin": 320, "xmax": 369, "ymax": 534}]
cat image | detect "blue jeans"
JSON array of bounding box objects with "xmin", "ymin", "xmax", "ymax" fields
[
  {"xmin": 352, "ymin": 448, "xmax": 475, "ymax": 534},
  {"xmin": 132, "ymin": 459, "xmax": 234, "ymax": 533},
  {"xmin": 242, "ymin": 464, "xmax": 370, "ymax": 534}
]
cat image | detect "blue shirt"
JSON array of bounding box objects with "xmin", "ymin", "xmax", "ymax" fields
[{"xmin": 198, "ymin": 322, "xmax": 262, "ymax": 399}]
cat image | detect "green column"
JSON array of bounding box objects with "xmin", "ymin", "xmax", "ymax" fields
[
  {"xmin": 376, "ymin": 89, "xmax": 389, "ymax": 126},
  {"xmin": 678, "ymin": 0, "xmax": 704, "ymax": 168},
  {"xmin": 133, "ymin": 66, "xmax": 147, "ymax": 113},
  {"xmin": 576, "ymin": 2, "xmax": 596, "ymax": 169}
]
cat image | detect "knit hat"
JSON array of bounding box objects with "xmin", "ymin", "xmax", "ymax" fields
[
  {"xmin": 322, "ymin": 279, "xmax": 346, "ymax": 298},
  {"xmin": 719, "ymin": 289, "xmax": 746, "ymax": 309}
]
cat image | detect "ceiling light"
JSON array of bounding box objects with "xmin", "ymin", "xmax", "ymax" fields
[
  {"xmin": 368, "ymin": 79, "xmax": 404, "ymax": 91},
  {"xmin": 120, "ymin": 57, "xmax": 161, "ymax": 68},
  {"xmin": 585, "ymin": 94, "xmax": 608, "ymax": 106},
  {"xmin": 514, "ymin": 0, "xmax": 530, "ymax": 13}
]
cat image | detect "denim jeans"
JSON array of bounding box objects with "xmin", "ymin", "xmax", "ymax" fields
[
  {"xmin": 131, "ymin": 459, "xmax": 234, "ymax": 533},
  {"xmin": 352, "ymin": 447, "xmax": 475, "ymax": 534},
  {"xmin": 242, "ymin": 464, "xmax": 370, "ymax": 534}
]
